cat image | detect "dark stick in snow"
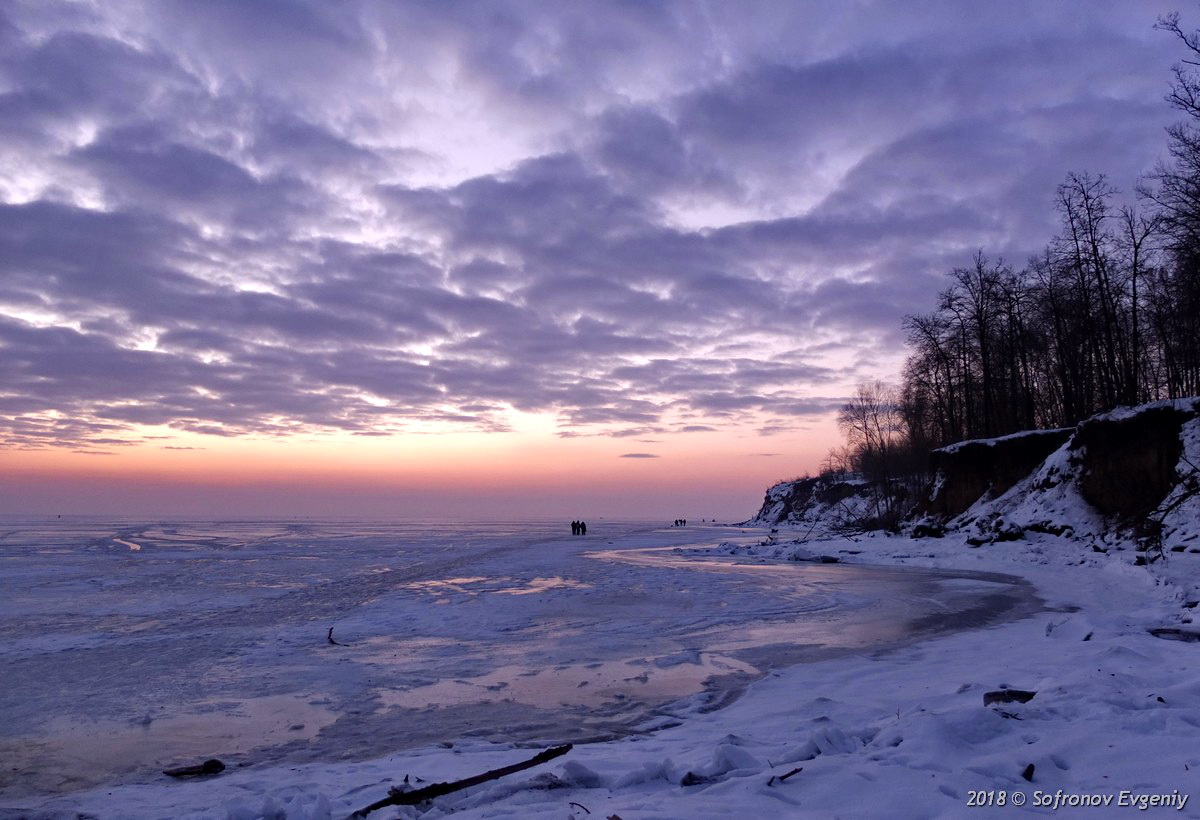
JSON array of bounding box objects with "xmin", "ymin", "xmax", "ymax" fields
[
  {"xmin": 163, "ymin": 758, "xmax": 225, "ymax": 778},
  {"xmin": 327, "ymin": 627, "xmax": 350, "ymax": 646},
  {"xmin": 767, "ymin": 766, "xmax": 803, "ymax": 786},
  {"xmin": 348, "ymin": 743, "xmax": 573, "ymax": 817}
]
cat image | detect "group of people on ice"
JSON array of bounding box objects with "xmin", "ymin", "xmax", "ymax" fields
[
  {"xmin": 570, "ymin": 520, "xmax": 588, "ymax": 535},
  {"xmin": 672, "ymin": 518, "xmax": 688, "ymax": 527}
]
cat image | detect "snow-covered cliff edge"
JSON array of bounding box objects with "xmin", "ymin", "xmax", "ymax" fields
[
  {"xmin": 933, "ymin": 398, "xmax": 1200, "ymax": 553},
  {"xmin": 741, "ymin": 473, "xmax": 876, "ymax": 531},
  {"xmin": 750, "ymin": 398, "xmax": 1200, "ymax": 556}
]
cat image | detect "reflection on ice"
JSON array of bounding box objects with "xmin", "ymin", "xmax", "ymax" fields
[
  {"xmin": 494, "ymin": 576, "xmax": 593, "ymax": 595},
  {"xmin": 401, "ymin": 576, "xmax": 490, "ymax": 594},
  {"xmin": 401, "ymin": 575, "xmax": 593, "ymax": 596},
  {"xmin": 376, "ymin": 653, "xmax": 758, "ymax": 711},
  {"xmin": 6, "ymin": 695, "xmax": 336, "ymax": 795}
]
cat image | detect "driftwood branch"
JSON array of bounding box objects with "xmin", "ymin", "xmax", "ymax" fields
[
  {"xmin": 327, "ymin": 627, "xmax": 350, "ymax": 647},
  {"xmin": 766, "ymin": 766, "xmax": 802, "ymax": 786},
  {"xmin": 163, "ymin": 758, "xmax": 225, "ymax": 778},
  {"xmin": 348, "ymin": 743, "xmax": 572, "ymax": 817}
]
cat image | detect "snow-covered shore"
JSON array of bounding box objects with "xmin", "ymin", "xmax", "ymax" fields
[{"xmin": 17, "ymin": 524, "xmax": 1200, "ymax": 819}]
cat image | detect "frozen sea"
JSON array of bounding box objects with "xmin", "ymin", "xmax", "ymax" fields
[{"xmin": 0, "ymin": 518, "xmax": 1036, "ymax": 804}]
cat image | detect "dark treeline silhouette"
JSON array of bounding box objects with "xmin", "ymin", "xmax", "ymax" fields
[
  {"xmin": 820, "ymin": 14, "xmax": 1200, "ymax": 531},
  {"xmin": 901, "ymin": 13, "xmax": 1200, "ymax": 449}
]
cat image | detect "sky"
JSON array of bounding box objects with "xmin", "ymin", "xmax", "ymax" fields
[{"xmin": 0, "ymin": 0, "xmax": 1186, "ymax": 520}]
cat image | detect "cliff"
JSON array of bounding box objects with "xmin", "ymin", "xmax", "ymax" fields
[
  {"xmin": 941, "ymin": 398, "xmax": 1200, "ymax": 551},
  {"xmin": 742, "ymin": 473, "xmax": 876, "ymax": 531},
  {"xmin": 750, "ymin": 398, "xmax": 1200, "ymax": 553},
  {"xmin": 922, "ymin": 428, "xmax": 1073, "ymax": 519}
]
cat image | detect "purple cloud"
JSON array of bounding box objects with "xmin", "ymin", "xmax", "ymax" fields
[{"xmin": 0, "ymin": 0, "xmax": 1183, "ymax": 450}]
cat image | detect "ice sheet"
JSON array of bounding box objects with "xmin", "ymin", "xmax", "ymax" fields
[{"xmin": 0, "ymin": 518, "xmax": 1033, "ymax": 807}]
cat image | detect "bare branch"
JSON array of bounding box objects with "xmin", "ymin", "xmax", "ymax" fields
[{"xmin": 349, "ymin": 744, "xmax": 573, "ymax": 817}]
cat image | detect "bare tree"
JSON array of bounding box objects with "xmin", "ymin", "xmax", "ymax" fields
[
  {"xmin": 1140, "ymin": 13, "xmax": 1200, "ymax": 397},
  {"xmin": 826, "ymin": 17, "xmax": 1198, "ymax": 535},
  {"xmin": 838, "ymin": 381, "xmax": 912, "ymax": 528}
]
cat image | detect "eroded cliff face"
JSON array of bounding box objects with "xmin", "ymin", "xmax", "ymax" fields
[
  {"xmin": 743, "ymin": 474, "xmax": 875, "ymax": 529},
  {"xmin": 1072, "ymin": 405, "xmax": 1191, "ymax": 518},
  {"xmin": 924, "ymin": 429, "xmax": 1073, "ymax": 519},
  {"xmin": 749, "ymin": 398, "xmax": 1200, "ymax": 551},
  {"xmin": 927, "ymin": 398, "xmax": 1200, "ymax": 550}
]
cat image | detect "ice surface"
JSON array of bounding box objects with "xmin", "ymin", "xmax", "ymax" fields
[
  {"xmin": 20, "ymin": 509, "xmax": 1200, "ymax": 819},
  {"xmin": 0, "ymin": 519, "xmax": 1035, "ymax": 817}
]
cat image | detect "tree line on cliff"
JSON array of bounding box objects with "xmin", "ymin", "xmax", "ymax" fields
[
  {"xmin": 903, "ymin": 14, "xmax": 1200, "ymax": 449},
  {"xmin": 826, "ymin": 14, "xmax": 1200, "ymax": 529}
]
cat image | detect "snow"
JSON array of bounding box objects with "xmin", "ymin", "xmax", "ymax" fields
[
  {"xmin": 7, "ymin": 515, "xmax": 1200, "ymax": 818},
  {"xmin": 935, "ymin": 427, "xmax": 1074, "ymax": 455},
  {"xmin": 659, "ymin": 527, "xmax": 1200, "ymax": 818},
  {"xmin": 743, "ymin": 474, "xmax": 876, "ymax": 532},
  {"xmin": 1087, "ymin": 397, "xmax": 1200, "ymax": 423},
  {"xmin": 951, "ymin": 436, "xmax": 1108, "ymax": 543},
  {"xmin": 1161, "ymin": 417, "xmax": 1200, "ymax": 560}
]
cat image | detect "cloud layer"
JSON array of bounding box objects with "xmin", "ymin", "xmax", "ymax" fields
[{"xmin": 0, "ymin": 0, "xmax": 1179, "ymax": 449}]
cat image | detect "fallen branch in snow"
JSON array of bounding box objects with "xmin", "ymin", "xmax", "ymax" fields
[
  {"xmin": 1137, "ymin": 460, "xmax": 1200, "ymax": 560},
  {"xmin": 568, "ymin": 801, "xmax": 591, "ymax": 814},
  {"xmin": 163, "ymin": 758, "xmax": 225, "ymax": 778},
  {"xmin": 766, "ymin": 766, "xmax": 803, "ymax": 786},
  {"xmin": 794, "ymin": 516, "xmax": 822, "ymax": 544},
  {"xmin": 347, "ymin": 743, "xmax": 573, "ymax": 817},
  {"xmin": 327, "ymin": 627, "xmax": 350, "ymax": 647}
]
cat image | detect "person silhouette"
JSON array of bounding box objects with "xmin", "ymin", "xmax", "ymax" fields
[
  {"xmin": 571, "ymin": 520, "xmax": 579, "ymax": 535},
  {"xmin": 580, "ymin": 521, "xmax": 587, "ymax": 535}
]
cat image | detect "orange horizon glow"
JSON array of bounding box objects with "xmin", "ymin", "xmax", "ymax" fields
[{"xmin": 0, "ymin": 412, "xmax": 843, "ymax": 520}]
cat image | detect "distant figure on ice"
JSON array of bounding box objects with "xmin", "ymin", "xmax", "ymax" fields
[
  {"xmin": 571, "ymin": 520, "xmax": 579, "ymax": 535},
  {"xmin": 580, "ymin": 521, "xmax": 587, "ymax": 535}
]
